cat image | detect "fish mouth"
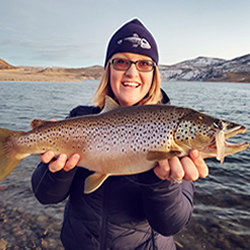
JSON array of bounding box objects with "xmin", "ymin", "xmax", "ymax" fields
[
  {"xmin": 224, "ymin": 125, "xmax": 249, "ymax": 152},
  {"xmin": 225, "ymin": 124, "xmax": 247, "ymax": 139},
  {"xmin": 207, "ymin": 124, "xmax": 249, "ymax": 162}
]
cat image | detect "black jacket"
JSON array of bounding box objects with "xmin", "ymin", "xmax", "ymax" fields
[{"xmin": 32, "ymin": 92, "xmax": 194, "ymax": 249}]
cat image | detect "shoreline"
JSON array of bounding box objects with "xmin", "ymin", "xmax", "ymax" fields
[
  {"xmin": 0, "ymin": 70, "xmax": 87, "ymax": 83},
  {"xmin": 0, "ymin": 159, "xmax": 249, "ymax": 249},
  {"xmin": 1, "ymin": 68, "xmax": 250, "ymax": 83},
  {"xmin": 1, "ymin": 195, "xmax": 249, "ymax": 249},
  {"xmin": 0, "ymin": 66, "xmax": 103, "ymax": 83}
]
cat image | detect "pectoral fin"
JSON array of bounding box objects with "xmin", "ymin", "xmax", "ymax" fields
[
  {"xmin": 84, "ymin": 172, "xmax": 109, "ymax": 194},
  {"xmin": 147, "ymin": 150, "xmax": 182, "ymax": 161}
]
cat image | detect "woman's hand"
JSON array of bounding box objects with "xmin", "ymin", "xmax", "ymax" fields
[
  {"xmin": 153, "ymin": 149, "xmax": 209, "ymax": 183},
  {"xmin": 40, "ymin": 151, "xmax": 80, "ymax": 173}
]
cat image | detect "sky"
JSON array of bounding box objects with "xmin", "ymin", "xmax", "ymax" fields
[{"xmin": 1, "ymin": 0, "xmax": 250, "ymax": 68}]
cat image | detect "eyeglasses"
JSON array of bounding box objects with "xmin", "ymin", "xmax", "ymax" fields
[{"xmin": 110, "ymin": 58, "xmax": 155, "ymax": 72}]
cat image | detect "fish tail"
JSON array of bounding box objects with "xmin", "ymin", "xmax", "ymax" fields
[{"xmin": 0, "ymin": 128, "xmax": 23, "ymax": 181}]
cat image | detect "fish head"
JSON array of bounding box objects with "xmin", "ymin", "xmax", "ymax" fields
[{"xmin": 173, "ymin": 109, "xmax": 249, "ymax": 162}]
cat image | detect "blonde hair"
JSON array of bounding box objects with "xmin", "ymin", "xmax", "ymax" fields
[{"xmin": 92, "ymin": 64, "xmax": 162, "ymax": 108}]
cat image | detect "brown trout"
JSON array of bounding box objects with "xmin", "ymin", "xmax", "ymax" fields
[{"xmin": 0, "ymin": 96, "xmax": 248, "ymax": 193}]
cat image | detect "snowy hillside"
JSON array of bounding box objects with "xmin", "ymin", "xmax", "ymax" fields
[{"xmin": 159, "ymin": 54, "xmax": 250, "ymax": 82}]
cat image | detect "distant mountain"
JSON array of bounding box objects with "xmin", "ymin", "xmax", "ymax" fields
[
  {"xmin": 159, "ymin": 54, "xmax": 250, "ymax": 82},
  {"xmin": 37, "ymin": 65, "xmax": 104, "ymax": 79},
  {"xmin": 0, "ymin": 58, "xmax": 16, "ymax": 69},
  {"xmin": 1, "ymin": 54, "xmax": 250, "ymax": 82},
  {"xmin": 0, "ymin": 59, "xmax": 104, "ymax": 82}
]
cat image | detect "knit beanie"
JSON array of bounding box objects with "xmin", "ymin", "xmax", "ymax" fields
[{"xmin": 104, "ymin": 18, "xmax": 159, "ymax": 67}]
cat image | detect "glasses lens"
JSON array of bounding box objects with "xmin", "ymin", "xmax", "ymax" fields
[
  {"xmin": 111, "ymin": 58, "xmax": 155, "ymax": 72},
  {"xmin": 112, "ymin": 58, "xmax": 130, "ymax": 70},
  {"xmin": 136, "ymin": 60, "xmax": 154, "ymax": 72}
]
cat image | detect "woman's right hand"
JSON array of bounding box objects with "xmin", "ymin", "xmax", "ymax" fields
[{"xmin": 40, "ymin": 151, "xmax": 80, "ymax": 173}]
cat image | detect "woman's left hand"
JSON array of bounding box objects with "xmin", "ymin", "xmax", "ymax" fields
[{"xmin": 153, "ymin": 149, "xmax": 209, "ymax": 183}]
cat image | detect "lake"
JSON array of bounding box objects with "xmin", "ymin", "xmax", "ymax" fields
[{"xmin": 0, "ymin": 80, "xmax": 249, "ymax": 248}]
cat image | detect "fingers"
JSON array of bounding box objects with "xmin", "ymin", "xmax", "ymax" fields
[
  {"xmin": 153, "ymin": 157, "xmax": 184, "ymax": 181},
  {"xmin": 169, "ymin": 157, "xmax": 185, "ymax": 181},
  {"xmin": 153, "ymin": 159, "xmax": 170, "ymax": 180},
  {"xmin": 64, "ymin": 154, "xmax": 80, "ymax": 171},
  {"xmin": 40, "ymin": 151, "xmax": 80, "ymax": 173},
  {"xmin": 180, "ymin": 156, "xmax": 199, "ymax": 181},
  {"xmin": 40, "ymin": 151, "xmax": 55, "ymax": 163},
  {"xmin": 154, "ymin": 149, "xmax": 209, "ymax": 183},
  {"xmin": 49, "ymin": 153, "xmax": 80, "ymax": 173},
  {"xmin": 49, "ymin": 153, "xmax": 68, "ymax": 173},
  {"xmin": 189, "ymin": 149, "xmax": 209, "ymax": 178}
]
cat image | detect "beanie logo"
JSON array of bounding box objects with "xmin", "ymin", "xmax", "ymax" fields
[{"xmin": 117, "ymin": 33, "xmax": 151, "ymax": 49}]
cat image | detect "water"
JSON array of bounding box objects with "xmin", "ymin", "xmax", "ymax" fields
[
  {"xmin": 0, "ymin": 80, "xmax": 249, "ymax": 238},
  {"xmin": 0, "ymin": 80, "xmax": 99, "ymax": 130},
  {"xmin": 162, "ymin": 81, "xmax": 250, "ymax": 238}
]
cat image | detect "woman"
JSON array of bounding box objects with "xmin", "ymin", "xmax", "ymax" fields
[{"xmin": 32, "ymin": 18, "xmax": 208, "ymax": 249}]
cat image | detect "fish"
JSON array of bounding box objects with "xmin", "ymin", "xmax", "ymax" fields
[
  {"xmin": 117, "ymin": 33, "xmax": 151, "ymax": 49},
  {"xmin": 0, "ymin": 96, "xmax": 248, "ymax": 193}
]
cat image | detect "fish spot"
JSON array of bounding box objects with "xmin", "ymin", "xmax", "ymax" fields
[{"xmin": 121, "ymin": 148, "xmax": 125, "ymax": 153}]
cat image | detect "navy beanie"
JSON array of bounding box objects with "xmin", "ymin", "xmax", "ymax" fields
[{"xmin": 104, "ymin": 18, "xmax": 159, "ymax": 67}]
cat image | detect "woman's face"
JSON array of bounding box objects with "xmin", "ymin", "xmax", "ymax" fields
[{"xmin": 109, "ymin": 52, "xmax": 154, "ymax": 107}]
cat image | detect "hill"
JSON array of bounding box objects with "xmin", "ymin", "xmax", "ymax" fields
[
  {"xmin": 0, "ymin": 60, "xmax": 104, "ymax": 82},
  {"xmin": 0, "ymin": 58, "xmax": 16, "ymax": 69},
  {"xmin": 1, "ymin": 54, "xmax": 250, "ymax": 82},
  {"xmin": 159, "ymin": 54, "xmax": 250, "ymax": 83}
]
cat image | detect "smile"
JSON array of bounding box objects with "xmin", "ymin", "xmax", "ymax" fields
[{"xmin": 122, "ymin": 82, "xmax": 140, "ymax": 88}]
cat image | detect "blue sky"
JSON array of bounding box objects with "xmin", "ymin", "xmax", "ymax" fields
[{"xmin": 1, "ymin": 0, "xmax": 250, "ymax": 67}]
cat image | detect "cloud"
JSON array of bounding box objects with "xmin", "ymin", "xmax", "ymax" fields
[
  {"xmin": 0, "ymin": 34, "xmax": 104, "ymax": 67},
  {"xmin": 30, "ymin": 42, "xmax": 104, "ymax": 66},
  {"xmin": 0, "ymin": 24, "xmax": 17, "ymax": 33}
]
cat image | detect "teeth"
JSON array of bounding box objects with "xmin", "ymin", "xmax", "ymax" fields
[{"xmin": 123, "ymin": 82, "xmax": 139, "ymax": 87}]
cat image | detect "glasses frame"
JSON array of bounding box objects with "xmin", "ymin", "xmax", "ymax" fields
[{"xmin": 110, "ymin": 58, "xmax": 155, "ymax": 72}]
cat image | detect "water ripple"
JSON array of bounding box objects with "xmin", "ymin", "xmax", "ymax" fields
[{"xmin": 0, "ymin": 80, "xmax": 249, "ymax": 227}]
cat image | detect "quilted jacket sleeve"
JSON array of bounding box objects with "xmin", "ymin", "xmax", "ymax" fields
[
  {"xmin": 32, "ymin": 162, "xmax": 78, "ymax": 204},
  {"xmin": 138, "ymin": 169, "xmax": 194, "ymax": 236}
]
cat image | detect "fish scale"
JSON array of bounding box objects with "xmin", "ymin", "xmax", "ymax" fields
[
  {"xmin": 0, "ymin": 96, "xmax": 248, "ymax": 193},
  {"xmin": 87, "ymin": 107, "xmax": 177, "ymax": 154}
]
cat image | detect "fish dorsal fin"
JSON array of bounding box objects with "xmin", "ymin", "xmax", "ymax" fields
[
  {"xmin": 30, "ymin": 119, "xmax": 50, "ymax": 129},
  {"xmin": 147, "ymin": 150, "xmax": 182, "ymax": 161},
  {"xmin": 84, "ymin": 172, "xmax": 109, "ymax": 194},
  {"xmin": 100, "ymin": 95, "xmax": 120, "ymax": 114}
]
